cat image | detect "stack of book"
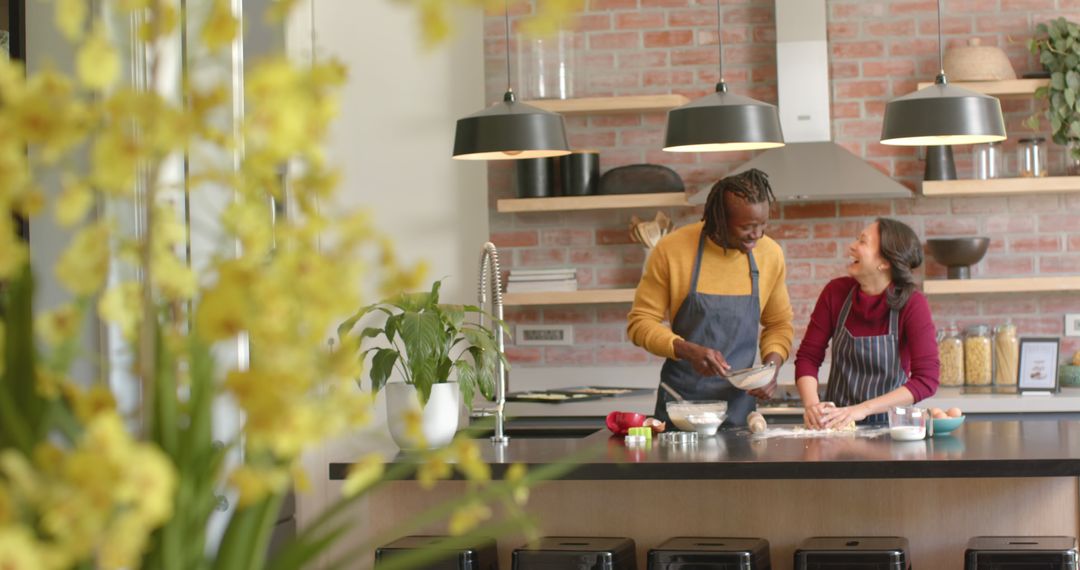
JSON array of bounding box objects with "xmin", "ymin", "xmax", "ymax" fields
[{"xmin": 506, "ymin": 268, "xmax": 578, "ymax": 293}]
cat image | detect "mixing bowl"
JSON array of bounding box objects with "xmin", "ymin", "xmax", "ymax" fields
[
  {"xmin": 666, "ymin": 401, "xmax": 727, "ymax": 435},
  {"xmin": 926, "ymin": 237, "xmax": 990, "ymax": 279}
]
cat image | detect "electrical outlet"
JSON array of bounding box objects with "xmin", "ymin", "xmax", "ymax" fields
[
  {"xmin": 1066, "ymin": 314, "xmax": 1080, "ymax": 338},
  {"xmin": 515, "ymin": 324, "xmax": 574, "ymax": 346}
]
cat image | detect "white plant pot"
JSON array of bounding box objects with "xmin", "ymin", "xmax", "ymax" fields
[{"xmin": 385, "ymin": 382, "xmax": 460, "ymax": 450}]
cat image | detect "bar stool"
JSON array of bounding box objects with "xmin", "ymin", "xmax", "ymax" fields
[
  {"xmin": 512, "ymin": 536, "xmax": 636, "ymax": 570},
  {"xmin": 794, "ymin": 537, "xmax": 910, "ymax": 570},
  {"xmin": 374, "ymin": 535, "xmax": 498, "ymax": 570},
  {"xmin": 965, "ymin": 536, "xmax": 1078, "ymax": 569},
  {"xmin": 648, "ymin": 537, "xmax": 771, "ymax": 569}
]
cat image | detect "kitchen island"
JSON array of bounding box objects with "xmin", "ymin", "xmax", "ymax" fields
[{"xmin": 329, "ymin": 417, "xmax": 1080, "ymax": 569}]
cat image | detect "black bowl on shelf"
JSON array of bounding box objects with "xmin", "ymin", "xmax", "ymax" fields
[{"xmin": 927, "ymin": 237, "xmax": 990, "ymax": 279}]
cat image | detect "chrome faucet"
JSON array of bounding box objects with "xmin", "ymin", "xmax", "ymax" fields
[{"xmin": 478, "ymin": 242, "xmax": 509, "ymax": 444}]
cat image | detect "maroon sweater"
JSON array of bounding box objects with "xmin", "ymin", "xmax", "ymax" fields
[{"xmin": 794, "ymin": 277, "xmax": 941, "ymax": 402}]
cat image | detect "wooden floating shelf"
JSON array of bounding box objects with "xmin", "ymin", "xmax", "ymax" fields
[
  {"xmin": 923, "ymin": 276, "xmax": 1080, "ymax": 295},
  {"xmin": 524, "ymin": 94, "xmax": 689, "ymax": 115},
  {"xmin": 922, "ymin": 176, "xmax": 1080, "ymax": 196},
  {"xmin": 497, "ymin": 192, "xmax": 689, "ymax": 213},
  {"xmin": 502, "ymin": 288, "xmax": 636, "ymax": 306},
  {"xmin": 915, "ymin": 78, "xmax": 1049, "ymax": 98}
]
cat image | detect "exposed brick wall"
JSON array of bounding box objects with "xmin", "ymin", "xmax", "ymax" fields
[{"xmin": 485, "ymin": 0, "xmax": 1080, "ymax": 369}]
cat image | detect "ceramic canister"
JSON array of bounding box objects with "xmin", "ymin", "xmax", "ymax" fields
[
  {"xmin": 515, "ymin": 157, "xmax": 559, "ymax": 198},
  {"xmin": 560, "ymin": 150, "xmax": 600, "ymax": 196}
]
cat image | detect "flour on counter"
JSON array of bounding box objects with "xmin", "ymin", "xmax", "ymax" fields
[{"xmin": 749, "ymin": 425, "xmax": 890, "ymax": 439}]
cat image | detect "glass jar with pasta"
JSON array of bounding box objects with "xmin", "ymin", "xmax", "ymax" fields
[
  {"xmin": 993, "ymin": 320, "xmax": 1019, "ymax": 386},
  {"xmin": 963, "ymin": 324, "xmax": 993, "ymax": 386},
  {"xmin": 938, "ymin": 324, "xmax": 964, "ymax": 387}
]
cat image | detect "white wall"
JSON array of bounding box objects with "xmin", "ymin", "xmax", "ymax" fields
[
  {"xmin": 287, "ymin": 1, "xmax": 487, "ymax": 565},
  {"xmin": 295, "ymin": 0, "xmax": 489, "ymax": 306}
]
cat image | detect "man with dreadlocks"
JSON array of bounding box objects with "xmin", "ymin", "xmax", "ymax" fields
[{"xmin": 628, "ymin": 168, "xmax": 794, "ymax": 427}]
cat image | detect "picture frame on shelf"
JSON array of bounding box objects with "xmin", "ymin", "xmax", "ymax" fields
[
  {"xmin": 1018, "ymin": 337, "xmax": 1061, "ymax": 392},
  {"xmin": 1064, "ymin": 313, "xmax": 1080, "ymax": 338}
]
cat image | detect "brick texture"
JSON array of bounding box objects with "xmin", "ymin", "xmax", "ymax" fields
[{"xmin": 485, "ymin": 0, "xmax": 1080, "ymax": 369}]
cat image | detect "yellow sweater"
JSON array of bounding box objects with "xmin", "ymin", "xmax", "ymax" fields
[{"xmin": 627, "ymin": 221, "xmax": 794, "ymax": 361}]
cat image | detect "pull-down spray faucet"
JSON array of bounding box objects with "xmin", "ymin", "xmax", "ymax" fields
[{"xmin": 478, "ymin": 242, "xmax": 509, "ymax": 444}]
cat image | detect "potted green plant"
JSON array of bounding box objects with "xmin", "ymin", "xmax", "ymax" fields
[
  {"xmin": 1027, "ymin": 17, "xmax": 1080, "ymax": 173},
  {"xmin": 338, "ymin": 279, "xmax": 507, "ymax": 449}
]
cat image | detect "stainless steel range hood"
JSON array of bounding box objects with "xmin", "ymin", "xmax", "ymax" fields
[{"xmin": 691, "ymin": 0, "xmax": 912, "ymax": 203}]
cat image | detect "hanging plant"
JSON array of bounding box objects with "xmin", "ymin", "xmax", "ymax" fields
[{"xmin": 1027, "ymin": 17, "xmax": 1080, "ymax": 162}]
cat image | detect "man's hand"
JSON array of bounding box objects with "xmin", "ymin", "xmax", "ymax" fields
[{"xmin": 673, "ymin": 339, "xmax": 731, "ymax": 377}]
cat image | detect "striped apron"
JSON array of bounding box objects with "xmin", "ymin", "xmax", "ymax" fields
[
  {"xmin": 824, "ymin": 285, "xmax": 907, "ymax": 425},
  {"xmin": 653, "ymin": 230, "xmax": 760, "ymax": 428}
]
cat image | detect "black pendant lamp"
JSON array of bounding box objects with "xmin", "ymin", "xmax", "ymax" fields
[
  {"xmin": 880, "ymin": 0, "xmax": 1006, "ymax": 146},
  {"xmin": 452, "ymin": 1, "xmax": 570, "ymax": 160},
  {"xmin": 664, "ymin": 0, "xmax": 784, "ymax": 152}
]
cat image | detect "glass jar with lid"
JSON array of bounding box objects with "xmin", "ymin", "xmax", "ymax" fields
[
  {"xmin": 973, "ymin": 141, "xmax": 1002, "ymax": 179},
  {"xmin": 938, "ymin": 324, "xmax": 964, "ymax": 386},
  {"xmin": 1018, "ymin": 137, "xmax": 1048, "ymax": 178},
  {"xmin": 963, "ymin": 324, "xmax": 993, "ymax": 386},
  {"xmin": 993, "ymin": 319, "xmax": 1019, "ymax": 386}
]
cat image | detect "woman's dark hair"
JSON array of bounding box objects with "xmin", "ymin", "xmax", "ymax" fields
[
  {"xmin": 876, "ymin": 217, "xmax": 923, "ymax": 310},
  {"xmin": 701, "ymin": 168, "xmax": 775, "ymax": 249}
]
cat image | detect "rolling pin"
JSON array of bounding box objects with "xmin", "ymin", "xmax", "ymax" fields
[{"xmin": 748, "ymin": 411, "xmax": 767, "ymax": 434}]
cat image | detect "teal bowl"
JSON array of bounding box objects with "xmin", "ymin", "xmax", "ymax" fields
[{"xmin": 933, "ymin": 415, "xmax": 965, "ymax": 435}]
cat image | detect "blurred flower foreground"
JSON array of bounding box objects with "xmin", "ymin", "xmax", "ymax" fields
[{"xmin": 0, "ymin": 1, "xmax": 560, "ymax": 568}]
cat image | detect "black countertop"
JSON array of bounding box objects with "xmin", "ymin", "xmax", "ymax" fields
[{"xmin": 328, "ymin": 417, "xmax": 1080, "ymax": 481}]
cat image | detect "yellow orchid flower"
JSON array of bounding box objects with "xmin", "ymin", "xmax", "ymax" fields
[
  {"xmin": 55, "ymin": 0, "xmax": 88, "ymax": 42},
  {"xmin": 342, "ymin": 453, "xmax": 385, "ymax": 498},
  {"xmin": 54, "ymin": 221, "xmax": 110, "ymax": 296},
  {"xmin": 201, "ymin": 0, "xmax": 239, "ymax": 51},
  {"xmin": 34, "ymin": 303, "xmax": 82, "ymax": 347},
  {"xmin": 0, "ymin": 526, "xmax": 46, "ymax": 570},
  {"xmin": 98, "ymin": 281, "xmax": 142, "ymax": 341},
  {"xmin": 448, "ymin": 501, "xmax": 492, "ymax": 536},
  {"xmin": 55, "ymin": 176, "xmax": 94, "ymax": 227},
  {"xmin": 229, "ymin": 465, "xmax": 289, "ymax": 508}
]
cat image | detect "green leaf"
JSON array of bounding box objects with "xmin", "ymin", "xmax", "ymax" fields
[
  {"xmin": 1052, "ymin": 72, "xmax": 1066, "ymax": 90},
  {"xmin": 454, "ymin": 360, "xmax": 477, "ymax": 409},
  {"xmin": 385, "ymin": 314, "xmax": 401, "ymax": 344},
  {"xmin": 0, "ymin": 264, "xmax": 42, "ymax": 454},
  {"xmin": 336, "ymin": 304, "xmax": 389, "ymax": 338},
  {"xmin": 357, "ymin": 327, "xmax": 384, "ymax": 340},
  {"xmin": 1066, "ymin": 88, "xmax": 1076, "ymax": 108},
  {"xmin": 370, "ymin": 349, "xmax": 399, "ymax": 393},
  {"xmin": 440, "ymin": 304, "xmax": 465, "ymax": 333},
  {"xmin": 1024, "ymin": 114, "xmax": 1042, "ymax": 130}
]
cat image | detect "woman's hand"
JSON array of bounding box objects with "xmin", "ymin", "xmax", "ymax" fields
[
  {"xmin": 673, "ymin": 339, "xmax": 731, "ymax": 377},
  {"xmin": 803, "ymin": 401, "xmax": 834, "ymax": 429},
  {"xmin": 820, "ymin": 403, "xmax": 870, "ymax": 429}
]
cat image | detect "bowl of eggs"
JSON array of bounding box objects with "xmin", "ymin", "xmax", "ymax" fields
[{"xmin": 929, "ymin": 407, "xmax": 965, "ymax": 435}]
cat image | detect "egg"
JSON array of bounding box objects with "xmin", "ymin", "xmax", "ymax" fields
[
  {"xmin": 946, "ymin": 407, "xmax": 962, "ymax": 418},
  {"xmin": 929, "ymin": 407, "xmax": 943, "ymax": 417}
]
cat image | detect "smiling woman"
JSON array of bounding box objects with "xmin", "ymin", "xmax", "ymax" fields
[{"xmin": 795, "ymin": 218, "xmax": 941, "ymax": 430}]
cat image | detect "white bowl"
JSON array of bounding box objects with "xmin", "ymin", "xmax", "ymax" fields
[
  {"xmin": 665, "ymin": 401, "xmax": 725, "ymax": 431},
  {"xmin": 728, "ymin": 368, "xmax": 774, "ymax": 390},
  {"xmin": 686, "ymin": 413, "xmax": 724, "ymax": 435}
]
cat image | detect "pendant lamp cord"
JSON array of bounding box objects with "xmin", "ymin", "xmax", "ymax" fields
[
  {"xmin": 503, "ymin": 0, "xmax": 514, "ymax": 101},
  {"xmin": 935, "ymin": 0, "xmax": 947, "ymax": 85},
  {"xmin": 715, "ymin": 0, "xmax": 727, "ymax": 93}
]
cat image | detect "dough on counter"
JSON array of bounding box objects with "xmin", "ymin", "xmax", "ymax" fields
[{"xmin": 803, "ymin": 420, "xmax": 857, "ymax": 432}]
